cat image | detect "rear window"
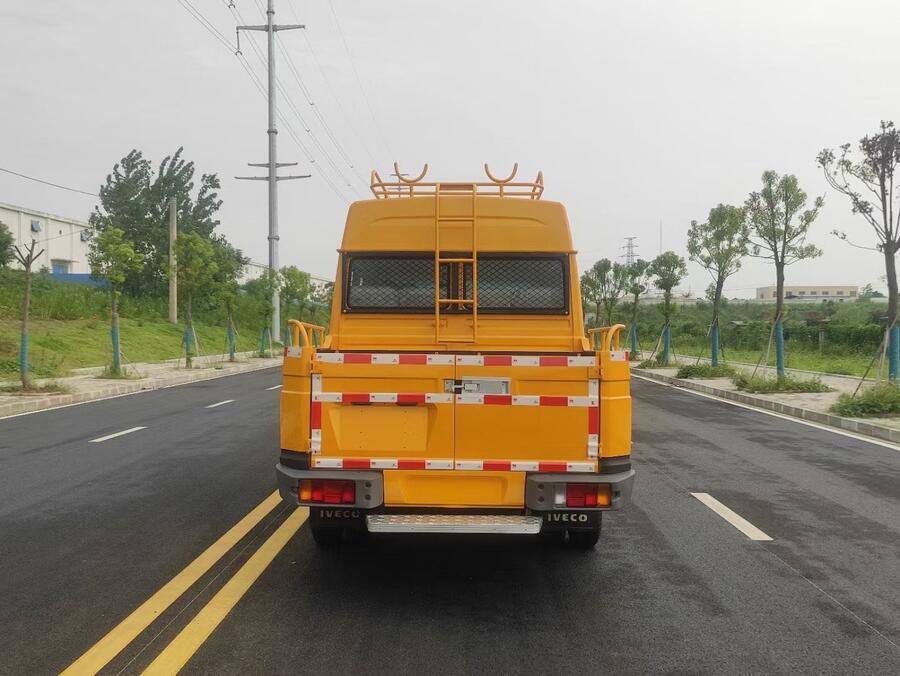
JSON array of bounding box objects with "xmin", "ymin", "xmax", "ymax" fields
[{"xmin": 343, "ymin": 254, "xmax": 568, "ymax": 314}]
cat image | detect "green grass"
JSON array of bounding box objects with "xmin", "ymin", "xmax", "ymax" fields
[
  {"xmin": 830, "ymin": 384, "xmax": 900, "ymax": 418},
  {"xmin": 0, "ymin": 317, "xmax": 262, "ymax": 378},
  {"xmin": 636, "ymin": 357, "xmax": 674, "ymax": 369},
  {"xmin": 675, "ymin": 363, "xmax": 737, "ymax": 379},
  {"xmin": 732, "ymin": 373, "xmax": 832, "ymax": 394},
  {"xmin": 670, "ymin": 343, "xmax": 874, "ymax": 378}
]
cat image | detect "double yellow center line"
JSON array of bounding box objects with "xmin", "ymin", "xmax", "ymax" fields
[{"xmin": 63, "ymin": 491, "xmax": 308, "ymax": 675}]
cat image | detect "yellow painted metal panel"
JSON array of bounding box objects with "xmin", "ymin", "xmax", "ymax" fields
[{"xmin": 384, "ymin": 470, "xmax": 526, "ymax": 507}]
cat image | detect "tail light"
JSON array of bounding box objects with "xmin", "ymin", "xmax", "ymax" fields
[
  {"xmin": 565, "ymin": 483, "xmax": 611, "ymax": 508},
  {"xmin": 299, "ymin": 479, "xmax": 355, "ymax": 504}
]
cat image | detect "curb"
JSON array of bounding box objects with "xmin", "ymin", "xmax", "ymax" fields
[
  {"xmin": 0, "ymin": 359, "xmax": 282, "ymax": 419},
  {"xmin": 634, "ymin": 370, "xmax": 900, "ymax": 445}
]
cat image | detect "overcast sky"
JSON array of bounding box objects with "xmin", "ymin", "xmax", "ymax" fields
[{"xmin": 1, "ymin": 0, "xmax": 897, "ymax": 296}]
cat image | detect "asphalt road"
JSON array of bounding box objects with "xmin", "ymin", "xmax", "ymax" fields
[{"xmin": 1, "ymin": 370, "xmax": 898, "ymax": 674}]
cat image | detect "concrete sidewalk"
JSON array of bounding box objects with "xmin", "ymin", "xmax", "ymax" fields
[
  {"xmin": 636, "ymin": 363, "xmax": 900, "ymax": 445},
  {"xmin": 0, "ymin": 352, "xmax": 283, "ymax": 418}
]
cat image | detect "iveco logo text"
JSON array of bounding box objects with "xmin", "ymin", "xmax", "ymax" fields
[
  {"xmin": 318, "ymin": 509, "xmax": 360, "ymax": 519},
  {"xmin": 546, "ymin": 513, "xmax": 589, "ymax": 523}
]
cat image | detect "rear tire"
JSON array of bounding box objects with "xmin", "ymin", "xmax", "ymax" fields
[{"xmin": 310, "ymin": 525, "xmax": 343, "ymax": 547}]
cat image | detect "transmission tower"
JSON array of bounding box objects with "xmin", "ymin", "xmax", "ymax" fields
[{"xmin": 621, "ymin": 237, "xmax": 638, "ymax": 265}]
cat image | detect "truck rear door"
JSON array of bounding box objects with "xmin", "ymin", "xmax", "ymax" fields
[
  {"xmin": 309, "ymin": 352, "xmax": 456, "ymax": 470},
  {"xmin": 453, "ymin": 354, "xmax": 598, "ymax": 473}
]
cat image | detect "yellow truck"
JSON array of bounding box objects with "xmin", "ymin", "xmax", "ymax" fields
[{"xmin": 276, "ymin": 164, "xmax": 634, "ymax": 548}]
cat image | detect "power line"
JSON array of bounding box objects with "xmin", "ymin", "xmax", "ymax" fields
[
  {"xmin": 0, "ymin": 166, "xmax": 98, "ymax": 197},
  {"xmin": 179, "ymin": 0, "xmax": 235, "ymax": 51},
  {"xmin": 233, "ymin": 1, "xmax": 362, "ymax": 197},
  {"xmin": 177, "ymin": 0, "xmax": 350, "ymax": 204},
  {"xmin": 288, "ymin": 0, "xmax": 378, "ymax": 168},
  {"xmin": 327, "ymin": 0, "xmax": 394, "ymax": 160}
]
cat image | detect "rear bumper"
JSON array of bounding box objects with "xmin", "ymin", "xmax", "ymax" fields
[{"xmin": 276, "ymin": 463, "xmax": 634, "ymax": 511}]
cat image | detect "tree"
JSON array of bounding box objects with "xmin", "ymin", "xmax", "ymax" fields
[
  {"xmin": 0, "ymin": 221, "xmax": 14, "ymax": 267},
  {"xmin": 746, "ymin": 171, "xmax": 823, "ymax": 378},
  {"xmin": 649, "ymin": 251, "xmax": 687, "ymax": 364},
  {"xmin": 88, "ymin": 228, "xmax": 144, "ymax": 375},
  {"xmin": 818, "ymin": 121, "xmax": 900, "ymax": 378},
  {"xmin": 250, "ymin": 268, "xmax": 282, "ymax": 355},
  {"xmin": 175, "ymin": 232, "xmax": 218, "ymax": 367},
  {"xmin": 580, "ymin": 266, "xmax": 602, "ymax": 328},
  {"xmin": 280, "ymin": 265, "xmax": 313, "ymax": 340},
  {"xmin": 860, "ymin": 283, "xmax": 885, "ymax": 299},
  {"xmin": 12, "ymin": 240, "xmax": 44, "ymax": 388},
  {"xmin": 91, "ymin": 147, "xmax": 223, "ymax": 297},
  {"xmin": 624, "ymin": 259, "xmax": 650, "ymax": 357},
  {"xmin": 687, "ymin": 204, "xmax": 749, "ymax": 366},
  {"xmin": 212, "ymin": 240, "xmax": 247, "ymax": 362},
  {"xmin": 597, "ymin": 259, "xmax": 629, "ymax": 327},
  {"xmin": 580, "ymin": 259, "xmax": 628, "ymax": 330}
]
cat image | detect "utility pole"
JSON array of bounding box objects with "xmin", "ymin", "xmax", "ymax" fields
[
  {"xmin": 168, "ymin": 197, "xmax": 177, "ymax": 324},
  {"xmin": 621, "ymin": 236, "xmax": 638, "ymax": 265},
  {"xmin": 235, "ymin": 0, "xmax": 309, "ymax": 339}
]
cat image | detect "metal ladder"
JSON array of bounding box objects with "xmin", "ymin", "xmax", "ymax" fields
[{"xmin": 434, "ymin": 183, "xmax": 478, "ymax": 343}]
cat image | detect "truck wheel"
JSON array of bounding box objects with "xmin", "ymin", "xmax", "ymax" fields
[
  {"xmin": 568, "ymin": 527, "xmax": 601, "ymax": 548},
  {"xmin": 310, "ymin": 525, "xmax": 343, "ymax": 547}
]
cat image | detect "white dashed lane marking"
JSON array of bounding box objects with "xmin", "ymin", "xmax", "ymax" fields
[
  {"xmin": 88, "ymin": 427, "xmax": 148, "ymax": 443},
  {"xmin": 265, "ymin": 385, "xmax": 282, "ymax": 390},
  {"xmin": 205, "ymin": 400, "xmax": 235, "ymax": 409},
  {"xmin": 691, "ymin": 492, "xmax": 773, "ymax": 541}
]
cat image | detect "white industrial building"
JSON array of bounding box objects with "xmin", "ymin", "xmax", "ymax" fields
[{"xmin": 0, "ymin": 201, "xmax": 92, "ymax": 275}]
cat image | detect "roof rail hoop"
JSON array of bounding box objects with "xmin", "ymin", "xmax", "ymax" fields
[
  {"xmin": 434, "ymin": 180, "xmax": 478, "ymax": 344},
  {"xmin": 484, "ymin": 163, "xmax": 518, "ymax": 197}
]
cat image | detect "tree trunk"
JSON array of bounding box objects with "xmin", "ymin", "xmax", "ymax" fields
[
  {"xmin": 595, "ymin": 301, "xmax": 601, "ymax": 328},
  {"xmin": 661, "ymin": 291, "xmax": 672, "ymax": 365},
  {"xmin": 19, "ymin": 264, "xmax": 32, "ymax": 389},
  {"xmin": 711, "ymin": 277, "xmax": 724, "ymax": 367},
  {"xmin": 110, "ymin": 287, "xmax": 121, "ymax": 376},
  {"xmin": 774, "ymin": 262, "xmax": 785, "ymax": 379},
  {"xmin": 631, "ymin": 295, "xmax": 640, "ymax": 358},
  {"xmin": 885, "ymin": 246, "xmax": 899, "ymax": 380},
  {"xmin": 184, "ymin": 291, "xmax": 194, "ymax": 368},
  {"xmin": 227, "ymin": 308, "xmax": 236, "ymax": 362}
]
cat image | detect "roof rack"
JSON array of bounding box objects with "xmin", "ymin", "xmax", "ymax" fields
[{"xmin": 370, "ymin": 163, "xmax": 544, "ymax": 200}]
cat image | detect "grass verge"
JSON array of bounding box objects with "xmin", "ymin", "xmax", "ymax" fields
[
  {"xmin": 0, "ymin": 318, "xmax": 261, "ymax": 377},
  {"xmin": 733, "ymin": 373, "xmax": 831, "ymax": 394},
  {"xmin": 830, "ymin": 384, "xmax": 900, "ymax": 417},
  {"xmin": 676, "ymin": 363, "xmax": 737, "ymax": 379}
]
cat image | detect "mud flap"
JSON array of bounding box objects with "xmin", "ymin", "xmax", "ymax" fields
[
  {"xmin": 539, "ymin": 510, "xmax": 601, "ymax": 532},
  {"xmin": 310, "ymin": 506, "xmax": 369, "ymax": 530}
]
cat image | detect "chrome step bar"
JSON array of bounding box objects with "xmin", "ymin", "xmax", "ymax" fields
[{"xmin": 366, "ymin": 514, "xmax": 542, "ymax": 534}]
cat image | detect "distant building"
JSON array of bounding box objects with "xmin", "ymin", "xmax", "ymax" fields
[
  {"xmin": 755, "ymin": 285, "xmax": 858, "ymax": 302},
  {"xmin": 0, "ymin": 201, "xmax": 92, "ymax": 276}
]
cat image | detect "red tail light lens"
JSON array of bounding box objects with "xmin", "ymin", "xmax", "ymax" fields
[
  {"xmin": 566, "ymin": 483, "xmax": 598, "ymax": 507},
  {"xmin": 299, "ymin": 479, "xmax": 355, "ymax": 504}
]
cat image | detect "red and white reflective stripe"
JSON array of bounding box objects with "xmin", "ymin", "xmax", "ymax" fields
[
  {"xmin": 312, "ymin": 392, "xmax": 453, "ymax": 404},
  {"xmin": 315, "ymin": 353, "xmax": 455, "ymax": 365},
  {"xmin": 311, "ymin": 457, "xmax": 597, "ymax": 472},
  {"xmin": 312, "ymin": 457, "xmax": 454, "ymax": 470},
  {"xmin": 455, "ymin": 394, "xmax": 598, "ymax": 407},
  {"xmin": 285, "ymin": 346, "xmax": 302, "ymax": 357},
  {"xmin": 587, "ymin": 379, "xmax": 599, "ymax": 458},
  {"xmin": 455, "ymin": 354, "xmax": 595, "ymax": 367},
  {"xmin": 609, "ymin": 350, "xmax": 629, "ymax": 362},
  {"xmin": 310, "ymin": 374, "xmax": 322, "ymax": 454},
  {"xmin": 455, "ymin": 460, "xmax": 597, "ymax": 472},
  {"xmin": 314, "ymin": 353, "xmax": 594, "ymax": 367}
]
